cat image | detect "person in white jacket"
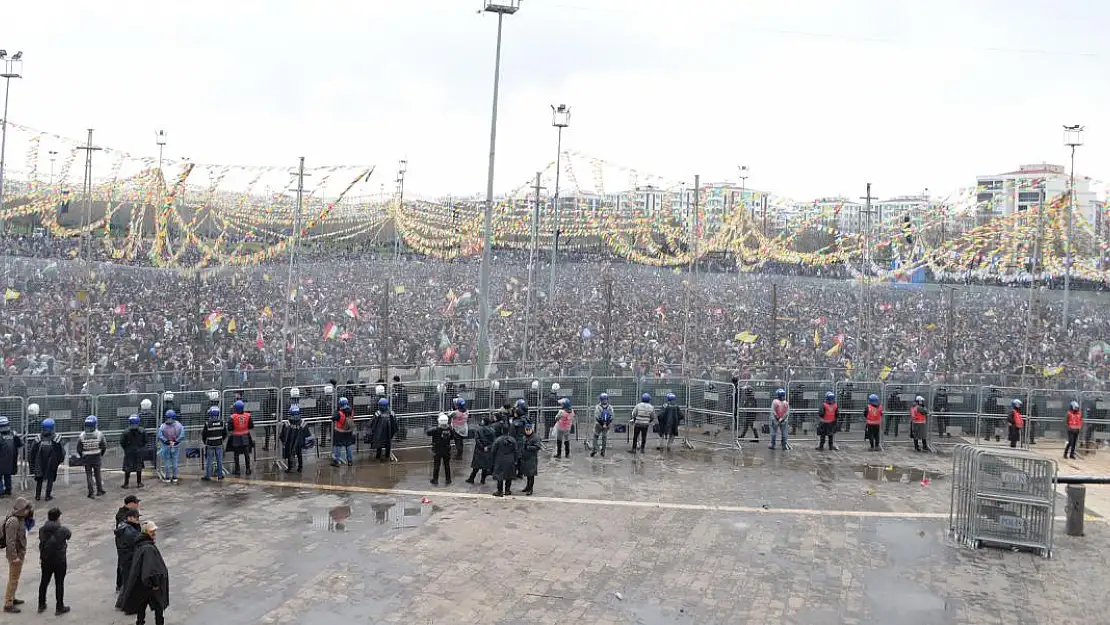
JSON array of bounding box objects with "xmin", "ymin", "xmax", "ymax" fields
[{"xmin": 629, "ymin": 394, "xmax": 655, "ymax": 454}]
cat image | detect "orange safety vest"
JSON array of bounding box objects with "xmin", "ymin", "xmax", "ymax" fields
[
  {"xmin": 821, "ymin": 403, "xmax": 837, "ymax": 424},
  {"xmin": 335, "ymin": 409, "xmax": 352, "ymax": 432},
  {"xmin": 866, "ymin": 405, "xmax": 883, "ymax": 426},
  {"xmin": 1066, "ymin": 409, "xmax": 1082, "ymax": 430},
  {"xmin": 1011, "ymin": 409, "xmax": 1024, "ymax": 429},
  {"xmin": 910, "ymin": 405, "xmax": 926, "ymax": 424},
  {"xmin": 231, "ymin": 412, "xmax": 251, "ymax": 436}
]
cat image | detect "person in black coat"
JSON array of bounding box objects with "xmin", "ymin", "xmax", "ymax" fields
[
  {"xmin": 119, "ymin": 415, "xmax": 146, "ymax": 489},
  {"xmin": 519, "ymin": 423, "xmax": 541, "ymax": 496},
  {"xmin": 279, "ymin": 406, "xmax": 309, "ymax": 473},
  {"xmin": 37, "ymin": 507, "xmax": 71, "ymax": 615},
  {"xmin": 656, "ymin": 394, "xmax": 684, "ymax": 451},
  {"xmin": 369, "ymin": 399, "xmax": 399, "ymax": 462},
  {"xmin": 114, "ymin": 507, "xmax": 142, "ymax": 604},
  {"xmin": 120, "ymin": 521, "xmax": 169, "ymax": 625},
  {"xmin": 30, "ymin": 420, "xmax": 65, "ymax": 502},
  {"xmin": 0, "ymin": 416, "xmax": 21, "ymax": 497},
  {"xmin": 465, "ymin": 416, "xmax": 496, "ymax": 485},
  {"xmin": 489, "ymin": 425, "xmax": 520, "ymax": 497},
  {"xmin": 426, "ymin": 414, "xmax": 453, "ymax": 485}
]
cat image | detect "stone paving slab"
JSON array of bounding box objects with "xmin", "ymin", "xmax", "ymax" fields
[{"xmin": 0, "ymin": 443, "xmax": 1105, "ymax": 625}]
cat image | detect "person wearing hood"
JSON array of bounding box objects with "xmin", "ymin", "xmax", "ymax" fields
[
  {"xmin": 426, "ymin": 413, "xmax": 453, "ymax": 485},
  {"xmin": 119, "ymin": 521, "xmax": 169, "ymax": 625},
  {"xmin": 114, "ymin": 506, "xmax": 141, "ymax": 606},
  {"xmin": 279, "ymin": 405, "xmax": 309, "ymax": 473},
  {"xmin": 489, "ymin": 424, "xmax": 520, "ymax": 497},
  {"xmin": 465, "ymin": 415, "xmax": 496, "ymax": 485},
  {"xmin": 656, "ymin": 393, "xmax": 684, "ymax": 451},
  {"xmin": 519, "ymin": 422, "xmax": 542, "ymax": 496},
  {"xmin": 157, "ymin": 410, "xmax": 184, "ymax": 484},
  {"xmin": 0, "ymin": 416, "xmax": 21, "ymax": 498},
  {"xmin": 3, "ymin": 497, "xmax": 33, "ymax": 613},
  {"xmin": 77, "ymin": 415, "xmax": 108, "ymax": 498},
  {"xmin": 200, "ymin": 407, "xmax": 227, "ymax": 481},
  {"xmin": 36, "ymin": 507, "xmax": 70, "ymax": 615},
  {"xmin": 30, "ymin": 419, "xmax": 64, "ymax": 502},
  {"xmin": 120, "ymin": 414, "xmax": 146, "ymax": 489},
  {"xmin": 368, "ymin": 398, "xmax": 398, "ymax": 462}
]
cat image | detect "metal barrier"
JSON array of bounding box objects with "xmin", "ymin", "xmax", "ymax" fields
[
  {"xmin": 1028, "ymin": 388, "xmax": 1081, "ymax": 449},
  {"xmin": 736, "ymin": 379, "xmax": 785, "ymax": 443},
  {"xmin": 283, "ymin": 384, "xmax": 338, "ymax": 464},
  {"xmin": 391, "ymin": 381, "xmax": 442, "ymax": 450},
  {"xmin": 685, "ymin": 379, "xmax": 738, "ymax": 450},
  {"xmin": 93, "ymin": 392, "xmax": 160, "ymax": 470},
  {"xmin": 881, "ymin": 383, "xmax": 931, "ymax": 445},
  {"xmin": 835, "ymin": 380, "xmax": 882, "ymax": 442},
  {"xmin": 541, "ymin": 376, "xmax": 589, "ymax": 440},
  {"xmin": 933, "ymin": 384, "xmax": 978, "ymax": 442},
  {"xmin": 222, "ymin": 387, "xmax": 281, "ymax": 470},
  {"xmin": 786, "ymin": 380, "xmax": 831, "ymax": 439},
  {"xmin": 1079, "ymin": 391, "xmax": 1110, "ymax": 454},
  {"xmin": 160, "ymin": 391, "xmax": 217, "ymax": 475},
  {"xmin": 977, "ymin": 386, "xmax": 1030, "ymax": 447},
  {"xmin": 585, "ymin": 376, "xmax": 641, "ymax": 445}
]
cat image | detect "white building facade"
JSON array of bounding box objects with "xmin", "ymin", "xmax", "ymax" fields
[{"xmin": 975, "ymin": 163, "xmax": 1099, "ymax": 225}]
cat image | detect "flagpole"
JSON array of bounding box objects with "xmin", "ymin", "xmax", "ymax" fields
[{"xmin": 283, "ymin": 157, "xmax": 306, "ymax": 372}]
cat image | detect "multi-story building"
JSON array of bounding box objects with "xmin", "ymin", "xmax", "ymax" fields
[{"xmin": 975, "ymin": 163, "xmax": 1099, "ymax": 225}]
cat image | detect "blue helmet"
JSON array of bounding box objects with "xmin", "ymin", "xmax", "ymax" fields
[
  {"xmin": 338, "ymin": 397, "xmax": 350, "ymax": 409},
  {"xmin": 868, "ymin": 394, "xmax": 880, "ymax": 406},
  {"xmin": 233, "ymin": 400, "xmax": 245, "ymax": 413},
  {"xmin": 289, "ymin": 405, "xmax": 301, "ymax": 420},
  {"xmin": 825, "ymin": 392, "xmax": 835, "ymax": 403},
  {"xmin": 128, "ymin": 414, "xmax": 141, "ymax": 426},
  {"xmin": 1012, "ymin": 399, "xmax": 1023, "ymax": 409},
  {"xmin": 453, "ymin": 397, "xmax": 466, "ymax": 410},
  {"xmin": 207, "ymin": 406, "xmax": 221, "ymax": 420},
  {"xmin": 515, "ymin": 399, "xmax": 527, "ymax": 410},
  {"xmin": 599, "ymin": 393, "xmax": 609, "ymax": 403},
  {"xmin": 775, "ymin": 388, "xmax": 786, "ymax": 400},
  {"xmin": 641, "ymin": 393, "xmax": 651, "ymax": 403},
  {"xmin": 0, "ymin": 416, "xmax": 9, "ymax": 428},
  {"xmin": 560, "ymin": 397, "xmax": 571, "ymax": 409},
  {"xmin": 164, "ymin": 409, "xmax": 177, "ymax": 421},
  {"xmin": 1070, "ymin": 400, "xmax": 1080, "ymax": 411},
  {"xmin": 378, "ymin": 398, "xmax": 389, "ymax": 408},
  {"xmin": 665, "ymin": 393, "xmax": 676, "ymax": 402},
  {"xmin": 84, "ymin": 415, "xmax": 98, "ymax": 428},
  {"xmin": 42, "ymin": 418, "xmax": 55, "ymax": 431}
]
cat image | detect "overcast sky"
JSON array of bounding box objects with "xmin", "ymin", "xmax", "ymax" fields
[{"xmin": 3, "ymin": 0, "xmax": 1106, "ymax": 201}]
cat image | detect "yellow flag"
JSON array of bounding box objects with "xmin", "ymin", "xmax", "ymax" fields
[
  {"xmin": 228, "ymin": 318, "xmax": 238, "ymax": 334},
  {"xmin": 879, "ymin": 366, "xmax": 893, "ymax": 380},
  {"xmin": 813, "ymin": 329, "xmax": 820, "ymax": 347},
  {"xmin": 825, "ymin": 343, "xmax": 842, "ymax": 357},
  {"xmin": 499, "ymin": 309, "xmax": 513, "ymax": 317},
  {"xmin": 3, "ymin": 288, "xmax": 19, "ymax": 301},
  {"xmin": 262, "ymin": 305, "xmax": 273, "ymax": 318},
  {"xmin": 735, "ymin": 331, "xmax": 758, "ymax": 344},
  {"xmin": 1043, "ymin": 365, "xmax": 1063, "ymax": 377},
  {"xmin": 109, "ymin": 320, "xmax": 116, "ymax": 335},
  {"xmin": 394, "ymin": 285, "xmax": 406, "ymax": 294}
]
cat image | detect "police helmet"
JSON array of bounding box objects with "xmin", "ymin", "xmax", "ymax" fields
[
  {"xmin": 775, "ymin": 389, "xmax": 786, "ymax": 400},
  {"xmin": 599, "ymin": 393, "xmax": 609, "ymax": 403},
  {"xmin": 825, "ymin": 391, "xmax": 835, "ymax": 402},
  {"xmin": 140, "ymin": 398, "xmax": 152, "ymax": 411},
  {"xmin": 378, "ymin": 398, "xmax": 390, "ymax": 408},
  {"xmin": 128, "ymin": 414, "xmax": 141, "ymax": 426},
  {"xmin": 164, "ymin": 409, "xmax": 177, "ymax": 421},
  {"xmin": 1012, "ymin": 399, "xmax": 1023, "ymax": 409},
  {"xmin": 338, "ymin": 397, "xmax": 350, "ymax": 409},
  {"xmin": 868, "ymin": 394, "xmax": 880, "ymax": 405},
  {"xmin": 84, "ymin": 415, "xmax": 98, "ymax": 428},
  {"xmin": 665, "ymin": 393, "xmax": 676, "ymax": 402},
  {"xmin": 641, "ymin": 393, "xmax": 651, "ymax": 403},
  {"xmin": 233, "ymin": 400, "xmax": 245, "ymax": 413},
  {"xmin": 42, "ymin": 418, "xmax": 55, "ymax": 431}
]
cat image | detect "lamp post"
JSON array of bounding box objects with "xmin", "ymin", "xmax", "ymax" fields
[
  {"xmin": 395, "ymin": 159, "xmax": 407, "ymax": 262},
  {"xmin": 1062, "ymin": 124, "xmax": 1083, "ymax": 330},
  {"xmin": 0, "ymin": 50, "xmax": 24, "ymax": 214},
  {"xmin": 548, "ymin": 103, "xmax": 571, "ymax": 302},
  {"xmin": 48, "ymin": 150, "xmax": 57, "ymax": 185},
  {"xmin": 477, "ymin": 0, "xmax": 521, "ymax": 377},
  {"xmin": 156, "ymin": 130, "xmax": 167, "ymax": 172},
  {"xmin": 738, "ymin": 165, "xmax": 749, "ymax": 223}
]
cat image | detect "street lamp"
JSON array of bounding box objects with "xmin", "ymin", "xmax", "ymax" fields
[
  {"xmin": 477, "ymin": 0, "xmax": 522, "ymax": 377},
  {"xmin": 0, "ymin": 49, "xmax": 24, "ymax": 214},
  {"xmin": 548, "ymin": 103, "xmax": 570, "ymax": 302},
  {"xmin": 156, "ymin": 130, "xmax": 167, "ymax": 172},
  {"xmin": 48, "ymin": 150, "xmax": 57, "ymax": 185},
  {"xmin": 1062, "ymin": 124, "xmax": 1084, "ymax": 329},
  {"xmin": 395, "ymin": 159, "xmax": 407, "ymax": 261}
]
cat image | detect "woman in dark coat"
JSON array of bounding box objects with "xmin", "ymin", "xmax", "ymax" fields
[
  {"xmin": 465, "ymin": 416, "xmax": 496, "ymax": 484},
  {"xmin": 519, "ymin": 423, "xmax": 542, "ymax": 496},
  {"xmin": 489, "ymin": 426, "xmax": 520, "ymax": 497},
  {"xmin": 119, "ymin": 415, "xmax": 147, "ymax": 488},
  {"xmin": 120, "ymin": 521, "xmax": 170, "ymax": 625},
  {"xmin": 368, "ymin": 400, "xmax": 399, "ymax": 461}
]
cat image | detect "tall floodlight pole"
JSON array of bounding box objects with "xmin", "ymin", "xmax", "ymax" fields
[
  {"xmin": 522, "ymin": 172, "xmax": 544, "ymax": 365},
  {"xmin": 548, "ymin": 103, "xmax": 570, "ymax": 302},
  {"xmin": 477, "ymin": 0, "xmax": 521, "ymax": 378},
  {"xmin": 1062, "ymin": 124, "xmax": 1083, "ymax": 330},
  {"xmin": 282, "ymin": 157, "xmax": 308, "ymax": 371},
  {"xmin": 738, "ymin": 165, "xmax": 749, "ymax": 222},
  {"xmin": 48, "ymin": 150, "xmax": 57, "ymax": 185},
  {"xmin": 0, "ymin": 50, "xmax": 24, "ymax": 214},
  {"xmin": 155, "ymin": 130, "xmax": 166, "ymax": 172},
  {"xmin": 395, "ymin": 159, "xmax": 407, "ymax": 262}
]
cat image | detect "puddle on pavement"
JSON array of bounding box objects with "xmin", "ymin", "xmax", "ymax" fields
[
  {"xmin": 310, "ymin": 499, "xmax": 433, "ymax": 532},
  {"xmin": 854, "ymin": 464, "xmax": 946, "ymax": 483}
]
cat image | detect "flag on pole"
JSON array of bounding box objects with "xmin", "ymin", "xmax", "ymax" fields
[
  {"xmin": 114, "ymin": 304, "xmax": 127, "ymax": 316},
  {"xmin": 204, "ymin": 311, "xmax": 222, "ymax": 332},
  {"xmin": 3, "ymin": 288, "xmax": 20, "ymax": 301},
  {"xmin": 227, "ymin": 318, "xmax": 238, "ymax": 334},
  {"xmin": 345, "ymin": 301, "xmax": 360, "ymax": 320},
  {"xmin": 735, "ymin": 331, "xmax": 759, "ymax": 344},
  {"xmin": 322, "ymin": 321, "xmax": 339, "ymax": 341}
]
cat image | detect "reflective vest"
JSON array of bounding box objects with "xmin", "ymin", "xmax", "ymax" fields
[
  {"xmin": 910, "ymin": 405, "xmax": 926, "ymax": 424},
  {"xmin": 335, "ymin": 409, "xmax": 352, "ymax": 433},
  {"xmin": 1067, "ymin": 409, "xmax": 1083, "ymax": 430},
  {"xmin": 231, "ymin": 412, "xmax": 251, "ymax": 436},
  {"xmin": 821, "ymin": 403, "xmax": 837, "ymax": 424},
  {"xmin": 1010, "ymin": 409, "xmax": 1024, "ymax": 429},
  {"xmin": 866, "ymin": 405, "xmax": 883, "ymax": 426}
]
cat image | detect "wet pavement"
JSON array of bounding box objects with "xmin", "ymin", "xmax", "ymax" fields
[{"xmin": 5, "ymin": 439, "xmax": 1108, "ymax": 624}]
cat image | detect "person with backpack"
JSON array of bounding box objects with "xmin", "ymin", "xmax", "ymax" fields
[
  {"xmin": 591, "ymin": 393, "xmax": 613, "ymax": 458},
  {"xmin": 3, "ymin": 497, "xmax": 34, "ymax": 613},
  {"xmin": 36, "ymin": 507, "xmax": 70, "ymax": 615}
]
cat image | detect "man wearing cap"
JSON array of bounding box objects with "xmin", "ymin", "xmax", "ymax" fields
[
  {"xmin": 0, "ymin": 416, "xmax": 21, "ymax": 498},
  {"xmin": 120, "ymin": 520, "xmax": 169, "ymax": 625},
  {"xmin": 115, "ymin": 495, "xmax": 142, "ymax": 527},
  {"xmin": 114, "ymin": 507, "xmax": 142, "ymax": 607},
  {"xmin": 3, "ymin": 497, "xmax": 33, "ymax": 613}
]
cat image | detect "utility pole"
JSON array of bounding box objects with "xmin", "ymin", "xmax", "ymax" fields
[
  {"xmin": 604, "ymin": 275, "xmax": 614, "ymax": 370},
  {"xmin": 48, "ymin": 150, "xmax": 57, "ymax": 185},
  {"xmin": 944, "ymin": 286, "xmax": 955, "ymax": 371},
  {"xmin": 522, "ymin": 172, "xmax": 544, "ymax": 365},
  {"xmin": 859, "ymin": 183, "xmax": 877, "ymax": 373},
  {"xmin": 681, "ymin": 174, "xmax": 699, "ymax": 372},
  {"xmin": 381, "ymin": 276, "xmax": 391, "ymax": 385},
  {"xmin": 1020, "ymin": 184, "xmax": 1047, "ymax": 388},
  {"xmin": 1062, "ymin": 124, "xmax": 1083, "ymax": 330},
  {"xmin": 769, "ymin": 282, "xmax": 778, "ymax": 366},
  {"xmin": 282, "ymin": 157, "xmax": 308, "ymax": 371},
  {"xmin": 395, "ymin": 159, "xmax": 407, "ymax": 262},
  {"xmin": 76, "ymin": 130, "xmax": 102, "ymax": 370},
  {"xmin": 549, "ymin": 104, "xmax": 570, "ymax": 304}
]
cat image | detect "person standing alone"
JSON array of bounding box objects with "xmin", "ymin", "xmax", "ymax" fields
[
  {"xmin": 77, "ymin": 416, "xmax": 108, "ymax": 499},
  {"xmin": 120, "ymin": 521, "xmax": 169, "ymax": 625},
  {"xmin": 3, "ymin": 497, "xmax": 33, "ymax": 612},
  {"xmin": 36, "ymin": 507, "xmax": 70, "ymax": 615}
]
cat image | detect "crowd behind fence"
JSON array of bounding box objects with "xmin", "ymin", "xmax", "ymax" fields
[{"xmin": 3, "ymin": 375, "xmax": 1110, "ymax": 486}]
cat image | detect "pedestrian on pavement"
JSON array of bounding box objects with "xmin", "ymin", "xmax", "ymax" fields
[
  {"xmin": 427, "ymin": 413, "xmax": 453, "ymax": 485},
  {"xmin": 0, "ymin": 417, "xmax": 21, "ymax": 498},
  {"xmin": 114, "ymin": 508, "xmax": 141, "ymax": 609},
  {"xmin": 519, "ymin": 422, "xmax": 541, "ymax": 496},
  {"xmin": 36, "ymin": 507, "xmax": 70, "ymax": 615},
  {"xmin": 77, "ymin": 415, "xmax": 108, "ymax": 499},
  {"xmin": 3, "ymin": 497, "xmax": 33, "ymax": 612},
  {"xmin": 119, "ymin": 414, "xmax": 146, "ymax": 489},
  {"xmin": 120, "ymin": 521, "xmax": 169, "ymax": 625},
  {"xmin": 464, "ymin": 415, "xmax": 495, "ymax": 485}
]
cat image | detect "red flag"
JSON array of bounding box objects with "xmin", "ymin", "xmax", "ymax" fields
[
  {"xmin": 322, "ymin": 321, "xmax": 338, "ymax": 341},
  {"xmin": 114, "ymin": 304, "xmax": 127, "ymax": 316},
  {"xmin": 255, "ymin": 326, "xmax": 265, "ymax": 349},
  {"xmin": 344, "ymin": 301, "xmax": 359, "ymax": 320}
]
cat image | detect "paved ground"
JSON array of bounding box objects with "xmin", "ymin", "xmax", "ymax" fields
[{"xmin": 3, "ymin": 435, "xmax": 1108, "ymax": 625}]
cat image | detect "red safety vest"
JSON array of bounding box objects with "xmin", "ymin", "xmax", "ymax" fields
[
  {"xmin": 1067, "ymin": 409, "xmax": 1082, "ymax": 430},
  {"xmin": 910, "ymin": 405, "xmax": 926, "ymax": 424},
  {"xmin": 821, "ymin": 403, "xmax": 837, "ymax": 424},
  {"xmin": 335, "ymin": 409, "xmax": 352, "ymax": 432},
  {"xmin": 1011, "ymin": 409, "xmax": 1024, "ymax": 429},
  {"xmin": 866, "ymin": 405, "xmax": 883, "ymax": 426},
  {"xmin": 231, "ymin": 412, "xmax": 251, "ymax": 436}
]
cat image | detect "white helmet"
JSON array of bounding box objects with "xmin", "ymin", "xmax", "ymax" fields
[
  {"xmin": 207, "ymin": 389, "xmax": 220, "ymax": 402},
  {"xmin": 162, "ymin": 391, "xmax": 174, "ymax": 403},
  {"xmin": 551, "ymin": 382, "xmax": 560, "ymax": 393},
  {"xmin": 531, "ymin": 380, "xmax": 540, "ymax": 391},
  {"xmin": 140, "ymin": 398, "xmax": 152, "ymax": 411},
  {"xmin": 375, "ymin": 384, "xmax": 386, "ymax": 396},
  {"xmin": 323, "ymin": 384, "xmax": 334, "ymax": 395},
  {"xmin": 290, "ymin": 387, "xmax": 301, "ymax": 399},
  {"xmin": 915, "ymin": 396, "xmax": 925, "ymax": 405},
  {"xmin": 490, "ymin": 380, "xmax": 500, "ymax": 391},
  {"xmin": 27, "ymin": 403, "xmax": 40, "ymax": 417},
  {"xmin": 437, "ymin": 413, "xmax": 450, "ymax": 427},
  {"xmin": 437, "ymin": 383, "xmax": 446, "ymax": 393}
]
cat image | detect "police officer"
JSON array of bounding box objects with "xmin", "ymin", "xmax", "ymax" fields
[
  {"xmin": 201, "ymin": 407, "xmax": 227, "ymax": 481},
  {"xmin": 30, "ymin": 413, "xmax": 64, "ymax": 502},
  {"xmin": 77, "ymin": 416, "xmax": 107, "ymax": 499},
  {"xmin": 228, "ymin": 400, "xmax": 254, "ymax": 476},
  {"xmin": 427, "ymin": 413, "xmax": 453, "ymax": 485},
  {"xmin": 816, "ymin": 392, "xmax": 839, "ymax": 451}
]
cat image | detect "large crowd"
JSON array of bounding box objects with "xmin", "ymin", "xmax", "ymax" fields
[{"xmin": 2, "ymin": 232, "xmax": 1110, "ymax": 395}]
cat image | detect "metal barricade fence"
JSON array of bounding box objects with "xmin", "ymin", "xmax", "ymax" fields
[
  {"xmin": 786, "ymin": 380, "xmax": 830, "ymax": 439},
  {"xmin": 977, "ymin": 386, "xmax": 1030, "ymax": 447},
  {"xmin": 586, "ymin": 376, "xmax": 640, "ymax": 443},
  {"xmin": 0, "ymin": 396, "xmax": 26, "ymax": 487},
  {"xmin": 392, "ymin": 381, "xmax": 443, "ymax": 450},
  {"xmin": 94, "ymin": 392, "xmax": 160, "ymax": 469},
  {"xmin": 932, "ymin": 384, "xmax": 977, "ymax": 442},
  {"xmin": 26, "ymin": 393, "xmax": 93, "ymax": 443},
  {"xmin": 1028, "ymin": 388, "xmax": 1080, "ymax": 449},
  {"xmin": 1079, "ymin": 390, "xmax": 1110, "ymax": 454},
  {"xmin": 286, "ymin": 384, "xmax": 339, "ymax": 462},
  {"xmin": 222, "ymin": 388, "xmax": 281, "ymax": 469},
  {"xmin": 160, "ymin": 391, "xmax": 216, "ymax": 475},
  {"xmin": 736, "ymin": 379, "xmax": 784, "ymax": 442},
  {"xmin": 541, "ymin": 376, "xmax": 589, "ymax": 440},
  {"xmin": 881, "ymin": 383, "xmax": 931, "ymax": 444},
  {"xmin": 835, "ymin": 380, "xmax": 882, "ymax": 442},
  {"xmin": 685, "ymin": 379, "xmax": 738, "ymax": 450}
]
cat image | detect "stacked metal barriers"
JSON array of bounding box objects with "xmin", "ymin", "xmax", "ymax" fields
[{"xmin": 948, "ymin": 444, "xmax": 1057, "ymax": 557}]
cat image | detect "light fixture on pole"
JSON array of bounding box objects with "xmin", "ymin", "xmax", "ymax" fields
[
  {"xmin": 477, "ymin": 0, "xmax": 522, "ymax": 377},
  {"xmin": 155, "ymin": 130, "xmax": 167, "ymax": 172},
  {"xmin": 738, "ymin": 164, "xmax": 749, "ymax": 221},
  {"xmin": 395, "ymin": 159, "xmax": 407, "ymax": 261},
  {"xmin": 548, "ymin": 103, "xmax": 570, "ymax": 302},
  {"xmin": 48, "ymin": 150, "xmax": 58, "ymax": 185},
  {"xmin": 0, "ymin": 49, "xmax": 24, "ymax": 214},
  {"xmin": 1062, "ymin": 124, "xmax": 1084, "ymax": 329}
]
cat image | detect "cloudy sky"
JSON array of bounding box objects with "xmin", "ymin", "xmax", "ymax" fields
[{"xmin": 3, "ymin": 0, "xmax": 1105, "ymax": 200}]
